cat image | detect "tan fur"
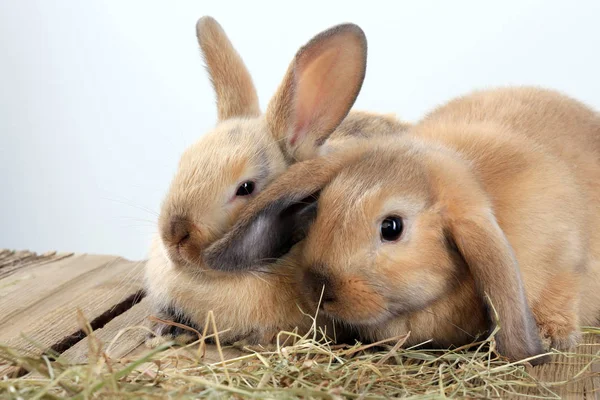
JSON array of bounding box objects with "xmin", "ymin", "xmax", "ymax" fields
[
  {"xmin": 266, "ymin": 24, "xmax": 370, "ymax": 161},
  {"xmin": 197, "ymin": 17, "xmax": 260, "ymax": 120},
  {"xmin": 144, "ymin": 17, "xmax": 409, "ymax": 345},
  {"xmin": 216, "ymin": 87, "xmax": 600, "ymax": 362},
  {"xmin": 321, "ymin": 111, "xmax": 405, "ymax": 156}
]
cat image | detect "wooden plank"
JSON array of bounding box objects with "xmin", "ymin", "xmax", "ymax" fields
[
  {"xmin": 62, "ymin": 298, "xmax": 152, "ymax": 363},
  {"xmin": 63, "ymin": 297, "xmax": 244, "ymax": 365},
  {"xmin": 0, "ymin": 253, "xmax": 145, "ymax": 356},
  {"xmin": 508, "ymin": 333, "xmax": 600, "ymax": 399},
  {"xmin": 0, "ymin": 249, "xmax": 73, "ymax": 279},
  {"xmin": 1, "ymin": 254, "xmax": 122, "ymax": 328}
]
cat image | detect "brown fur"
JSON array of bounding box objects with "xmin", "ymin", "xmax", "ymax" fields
[
  {"xmin": 144, "ymin": 17, "xmax": 409, "ymax": 345},
  {"xmin": 209, "ymin": 87, "xmax": 600, "ymax": 362}
]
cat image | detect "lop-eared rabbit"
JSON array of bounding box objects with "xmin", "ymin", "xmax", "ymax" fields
[{"xmin": 206, "ymin": 87, "xmax": 600, "ymax": 363}]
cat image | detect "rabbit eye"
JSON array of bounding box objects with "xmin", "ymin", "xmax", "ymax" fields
[
  {"xmin": 381, "ymin": 216, "xmax": 403, "ymax": 242},
  {"xmin": 236, "ymin": 181, "xmax": 255, "ymax": 196}
]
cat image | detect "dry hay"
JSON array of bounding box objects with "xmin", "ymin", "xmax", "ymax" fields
[{"xmin": 1, "ymin": 313, "xmax": 599, "ymax": 399}]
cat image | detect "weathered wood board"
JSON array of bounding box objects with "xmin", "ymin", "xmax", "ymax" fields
[
  {"xmin": 0, "ymin": 249, "xmax": 240, "ymax": 377},
  {"xmin": 0, "ymin": 252, "xmax": 145, "ymax": 354},
  {"xmin": 508, "ymin": 333, "xmax": 600, "ymax": 399}
]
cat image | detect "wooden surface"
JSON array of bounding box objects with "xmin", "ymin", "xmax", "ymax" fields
[
  {"xmin": 0, "ymin": 249, "xmax": 241, "ymax": 377},
  {"xmin": 1, "ymin": 249, "xmax": 599, "ymax": 398},
  {"xmin": 512, "ymin": 333, "xmax": 600, "ymax": 399}
]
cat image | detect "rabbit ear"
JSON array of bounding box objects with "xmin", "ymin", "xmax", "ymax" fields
[
  {"xmin": 266, "ymin": 24, "xmax": 367, "ymax": 161},
  {"xmin": 447, "ymin": 208, "xmax": 547, "ymax": 364},
  {"xmin": 196, "ymin": 16, "xmax": 260, "ymax": 120},
  {"xmin": 203, "ymin": 151, "xmax": 363, "ymax": 271}
]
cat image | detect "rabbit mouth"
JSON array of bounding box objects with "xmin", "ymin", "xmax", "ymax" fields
[
  {"xmin": 316, "ymin": 298, "xmax": 396, "ymax": 327},
  {"xmin": 164, "ymin": 244, "xmax": 203, "ymax": 269}
]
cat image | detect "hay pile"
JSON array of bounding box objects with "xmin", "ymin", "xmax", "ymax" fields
[{"xmin": 2, "ymin": 320, "xmax": 599, "ymax": 399}]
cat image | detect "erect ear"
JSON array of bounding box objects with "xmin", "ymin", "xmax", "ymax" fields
[
  {"xmin": 266, "ymin": 23, "xmax": 368, "ymax": 162},
  {"xmin": 448, "ymin": 208, "xmax": 547, "ymax": 364},
  {"xmin": 203, "ymin": 150, "xmax": 365, "ymax": 271},
  {"xmin": 196, "ymin": 16, "xmax": 260, "ymax": 120}
]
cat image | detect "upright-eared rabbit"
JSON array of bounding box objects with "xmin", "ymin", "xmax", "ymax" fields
[
  {"xmin": 206, "ymin": 87, "xmax": 600, "ymax": 363},
  {"xmin": 144, "ymin": 17, "xmax": 409, "ymax": 345}
]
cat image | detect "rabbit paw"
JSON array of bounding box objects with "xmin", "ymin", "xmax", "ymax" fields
[
  {"xmin": 537, "ymin": 323, "xmax": 581, "ymax": 351},
  {"xmin": 145, "ymin": 307, "xmax": 200, "ymax": 348}
]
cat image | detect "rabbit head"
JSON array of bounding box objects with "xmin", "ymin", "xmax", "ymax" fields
[{"xmin": 159, "ymin": 17, "xmax": 369, "ymax": 271}]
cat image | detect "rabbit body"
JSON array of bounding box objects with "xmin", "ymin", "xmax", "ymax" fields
[
  {"xmin": 207, "ymin": 87, "xmax": 600, "ymax": 362},
  {"xmin": 357, "ymin": 87, "xmax": 600, "ymax": 351}
]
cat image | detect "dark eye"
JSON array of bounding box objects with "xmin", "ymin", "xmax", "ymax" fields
[
  {"xmin": 381, "ymin": 216, "xmax": 403, "ymax": 242},
  {"xmin": 236, "ymin": 181, "xmax": 255, "ymax": 196}
]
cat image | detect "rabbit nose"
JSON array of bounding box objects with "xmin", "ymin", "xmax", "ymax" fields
[
  {"xmin": 160, "ymin": 215, "xmax": 206, "ymax": 266},
  {"xmin": 304, "ymin": 269, "xmax": 336, "ymax": 305},
  {"xmin": 166, "ymin": 216, "xmax": 192, "ymax": 246}
]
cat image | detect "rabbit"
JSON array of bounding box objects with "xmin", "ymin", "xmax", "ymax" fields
[
  {"xmin": 204, "ymin": 86, "xmax": 600, "ymax": 363},
  {"xmin": 144, "ymin": 16, "xmax": 410, "ymax": 346}
]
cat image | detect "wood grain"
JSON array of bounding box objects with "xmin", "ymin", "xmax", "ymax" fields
[
  {"xmin": 506, "ymin": 333, "xmax": 600, "ymax": 399},
  {"xmin": 61, "ymin": 298, "xmax": 152, "ymax": 363},
  {"xmin": 0, "ymin": 249, "xmax": 73, "ymax": 279},
  {"xmin": 63, "ymin": 297, "xmax": 245, "ymax": 366},
  {"xmin": 0, "ymin": 253, "xmax": 145, "ymax": 355}
]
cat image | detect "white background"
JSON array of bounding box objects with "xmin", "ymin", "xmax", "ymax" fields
[{"xmin": 2, "ymin": 1, "xmax": 599, "ymax": 260}]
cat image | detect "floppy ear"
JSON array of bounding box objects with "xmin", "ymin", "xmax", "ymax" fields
[
  {"xmin": 448, "ymin": 209, "xmax": 547, "ymax": 364},
  {"xmin": 266, "ymin": 23, "xmax": 368, "ymax": 161},
  {"xmin": 203, "ymin": 151, "xmax": 363, "ymax": 271},
  {"xmin": 196, "ymin": 16, "xmax": 260, "ymax": 120}
]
